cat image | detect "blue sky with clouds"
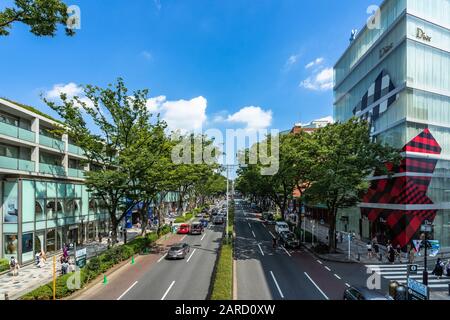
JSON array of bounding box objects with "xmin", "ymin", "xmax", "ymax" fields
[{"xmin": 0, "ymin": 0, "xmax": 381, "ymax": 134}]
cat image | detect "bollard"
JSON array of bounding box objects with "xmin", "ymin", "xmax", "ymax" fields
[{"xmin": 4, "ymin": 293, "xmax": 9, "ymax": 300}]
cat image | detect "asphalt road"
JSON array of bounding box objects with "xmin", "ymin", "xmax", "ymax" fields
[
  {"xmin": 77, "ymin": 221, "xmax": 224, "ymax": 300},
  {"xmin": 235, "ymin": 202, "xmax": 379, "ymax": 300}
]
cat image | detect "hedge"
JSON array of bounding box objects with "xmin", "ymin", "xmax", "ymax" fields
[
  {"xmin": 21, "ymin": 229, "xmax": 171, "ymax": 300},
  {"xmin": 0, "ymin": 258, "xmax": 9, "ymax": 273},
  {"xmin": 210, "ymin": 243, "xmax": 233, "ymax": 300},
  {"xmin": 174, "ymin": 212, "xmax": 194, "ymax": 223}
]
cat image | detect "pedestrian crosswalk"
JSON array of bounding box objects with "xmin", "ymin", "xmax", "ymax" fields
[{"xmin": 365, "ymin": 264, "xmax": 450, "ymax": 290}]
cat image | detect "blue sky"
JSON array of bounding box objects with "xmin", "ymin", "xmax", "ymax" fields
[{"xmin": 0, "ymin": 0, "xmax": 381, "ymax": 134}]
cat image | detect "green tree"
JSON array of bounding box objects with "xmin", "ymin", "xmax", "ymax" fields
[
  {"xmin": 0, "ymin": 0, "xmax": 74, "ymax": 37},
  {"xmin": 304, "ymin": 118, "xmax": 400, "ymax": 252},
  {"xmin": 44, "ymin": 78, "xmax": 156, "ymax": 243}
]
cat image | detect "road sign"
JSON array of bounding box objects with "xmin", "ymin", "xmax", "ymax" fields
[
  {"xmin": 407, "ymin": 278, "xmax": 429, "ymax": 300},
  {"xmin": 408, "ymin": 264, "xmax": 418, "ymax": 275}
]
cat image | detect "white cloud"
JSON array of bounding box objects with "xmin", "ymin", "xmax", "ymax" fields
[
  {"xmin": 300, "ymin": 67, "xmax": 334, "ymax": 91},
  {"xmin": 46, "ymin": 83, "xmax": 83, "ymax": 99},
  {"xmin": 227, "ymin": 106, "xmax": 272, "ymax": 131},
  {"xmin": 45, "ymin": 83, "xmax": 94, "ymax": 109},
  {"xmin": 305, "ymin": 57, "xmax": 324, "ymax": 69},
  {"xmin": 283, "ymin": 54, "xmax": 301, "ymax": 71},
  {"xmin": 146, "ymin": 96, "xmax": 207, "ymax": 133}
]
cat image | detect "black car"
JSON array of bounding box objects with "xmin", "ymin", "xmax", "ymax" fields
[
  {"xmin": 166, "ymin": 243, "xmax": 190, "ymax": 260},
  {"xmin": 279, "ymin": 231, "xmax": 299, "ymax": 248},
  {"xmin": 343, "ymin": 286, "xmax": 393, "ymax": 300}
]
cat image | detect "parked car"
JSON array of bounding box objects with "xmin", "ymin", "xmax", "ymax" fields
[
  {"xmin": 275, "ymin": 222, "xmax": 290, "ymax": 234},
  {"xmin": 166, "ymin": 243, "xmax": 190, "ymax": 260},
  {"xmin": 279, "ymin": 231, "xmax": 299, "ymax": 248},
  {"xmin": 343, "ymin": 286, "xmax": 393, "ymax": 300},
  {"xmin": 177, "ymin": 224, "xmax": 190, "ymax": 234},
  {"xmin": 190, "ymin": 222, "xmax": 204, "ymax": 235}
]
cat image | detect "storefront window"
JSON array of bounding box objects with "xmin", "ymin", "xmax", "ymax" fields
[
  {"xmin": 56, "ymin": 200, "xmax": 64, "ymax": 218},
  {"xmin": 4, "ymin": 234, "xmax": 18, "ymax": 258},
  {"xmin": 3, "ymin": 181, "xmax": 18, "ymax": 223},
  {"xmin": 46, "ymin": 229, "xmax": 56, "ymax": 253},
  {"xmin": 46, "ymin": 200, "xmax": 56, "ymax": 219},
  {"xmin": 34, "ymin": 231, "xmax": 45, "ymax": 254},
  {"xmin": 89, "ymin": 199, "xmax": 98, "ymax": 215},
  {"xmin": 22, "ymin": 233, "xmax": 34, "ymax": 262},
  {"xmin": 74, "ymin": 199, "xmax": 81, "ymax": 216}
]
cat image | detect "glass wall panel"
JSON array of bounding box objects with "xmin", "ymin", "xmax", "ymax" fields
[
  {"xmin": 22, "ymin": 180, "xmax": 35, "ymax": 223},
  {"xmin": 66, "ymin": 184, "xmax": 75, "ymax": 198},
  {"xmin": 22, "ymin": 232, "xmax": 34, "ymax": 263},
  {"xmin": 407, "ymin": 0, "xmax": 450, "ymax": 30},
  {"xmin": 3, "ymin": 181, "xmax": 18, "ymax": 223},
  {"xmin": 46, "ymin": 228, "xmax": 56, "ymax": 253},
  {"xmin": 4, "ymin": 234, "xmax": 18, "ymax": 259},
  {"xmin": 46, "ymin": 182, "xmax": 56, "ymax": 198},
  {"xmin": 57, "ymin": 183, "xmax": 66, "ymax": 198},
  {"xmin": 46, "ymin": 199, "xmax": 56, "ymax": 219},
  {"xmin": 36, "ymin": 181, "xmax": 46, "ymax": 198},
  {"xmin": 34, "ymin": 231, "xmax": 45, "ymax": 254},
  {"xmin": 22, "ymin": 222, "xmax": 35, "ymax": 233},
  {"xmin": 35, "ymin": 199, "xmax": 45, "ymax": 221}
]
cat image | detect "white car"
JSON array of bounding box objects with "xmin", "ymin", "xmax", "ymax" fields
[{"xmin": 275, "ymin": 222, "xmax": 290, "ymax": 235}]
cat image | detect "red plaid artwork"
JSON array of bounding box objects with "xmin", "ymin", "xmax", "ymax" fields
[{"xmin": 361, "ymin": 129, "xmax": 441, "ymax": 248}]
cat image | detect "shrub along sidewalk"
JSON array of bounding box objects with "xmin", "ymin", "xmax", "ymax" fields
[
  {"xmin": 20, "ymin": 228, "xmax": 171, "ymax": 300},
  {"xmin": 210, "ymin": 241, "xmax": 233, "ymax": 300}
]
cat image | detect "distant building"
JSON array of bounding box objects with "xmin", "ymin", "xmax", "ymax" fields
[{"xmin": 286, "ymin": 116, "xmax": 334, "ymax": 135}]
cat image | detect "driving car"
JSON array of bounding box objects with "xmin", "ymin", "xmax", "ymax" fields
[
  {"xmin": 343, "ymin": 286, "xmax": 393, "ymax": 300},
  {"xmin": 177, "ymin": 224, "xmax": 190, "ymax": 234},
  {"xmin": 200, "ymin": 218, "xmax": 209, "ymax": 228},
  {"xmin": 213, "ymin": 215, "xmax": 224, "ymax": 225},
  {"xmin": 166, "ymin": 243, "xmax": 190, "ymax": 260},
  {"xmin": 279, "ymin": 231, "xmax": 299, "ymax": 248},
  {"xmin": 190, "ymin": 222, "xmax": 204, "ymax": 235},
  {"xmin": 275, "ymin": 222, "xmax": 290, "ymax": 234}
]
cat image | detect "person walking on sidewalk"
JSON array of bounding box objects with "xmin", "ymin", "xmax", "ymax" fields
[
  {"xmin": 395, "ymin": 244, "xmax": 402, "ymax": 263},
  {"xmin": 445, "ymin": 259, "xmax": 450, "ymax": 277},
  {"xmin": 432, "ymin": 258, "xmax": 445, "ymax": 279},
  {"xmin": 408, "ymin": 245, "xmax": 416, "ymax": 264},
  {"xmin": 372, "ymin": 238, "xmax": 380, "ymax": 260},
  {"xmin": 387, "ymin": 244, "xmax": 396, "ymax": 264},
  {"xmin": 367, "ymin": 242, "xmax": 373, "ymax": 259},
  {"xmin": 9, "ymin": 256, "xmax": 20, "ymax": 276}
]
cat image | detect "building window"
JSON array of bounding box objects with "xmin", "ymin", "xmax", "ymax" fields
[
  {"xmin": 46, "ymin": 229, "xmax": 56, "ymax": 253},
  {"xmin": 35, "ymin": 199, "xmax": 45, "ymax": 221},
  {"xmin": 46, "ymin": 200, "xmax": 56, "ymax": 219},
  {"xmin": 56, "ymin": 200, "xmax": 64, "ymax": 218},
  {"xmin": 4, "ymin": 235, "xmax": 18, "ymax": 256}
]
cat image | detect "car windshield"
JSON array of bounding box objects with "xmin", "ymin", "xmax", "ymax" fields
[{"xmin": 170, "ymin": 247, "xmax": 182, "ymax": 251}]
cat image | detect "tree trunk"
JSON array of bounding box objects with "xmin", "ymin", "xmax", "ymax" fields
[{"xmin": 328, "ymin": 208, "xmax": 337, "ymax": 253}]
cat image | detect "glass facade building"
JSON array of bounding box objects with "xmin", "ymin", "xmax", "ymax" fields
[
  {"xmin": 0, "ymin": 98, "xmax": 179, "ymax": 264},
  {"xmin": 333, "ymin": 0, "xmax": 450, "ymax": 248}
]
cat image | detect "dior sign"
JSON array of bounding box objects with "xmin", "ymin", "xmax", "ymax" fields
[
  {"xmin": 416, "ymin": 28, "xmax": 431, "ymax": 42},
  {"xmin": 379, "ymin": 42, "xmax": 393, "ymax": 59}
]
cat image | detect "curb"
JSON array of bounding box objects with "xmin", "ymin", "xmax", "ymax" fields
[
  {"xmin": 232, "ymin": 230, "xmax": 237, "ymax": 301},
  {"xmin": 302, "ymin": 244, "xmax": 358, "ymax": 264}
]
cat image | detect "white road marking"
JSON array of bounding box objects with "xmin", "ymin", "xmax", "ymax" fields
[
  {"xmin": 281, "ymin": 245, "xmax": 291, "ymax": 257},
  {"xmin": 269, "ymin": 271, "xmax": 284, "ymax": 299},
  {"xmin": 345, "ymin": 283, "xmax": 351, "ymax": 288},
  {"xmin": 181, "ymin": 235, "xmax": 187, "ymax": 241},
  {"xmin": 186, "ymin": 249, "xmax": 197, "ymax": 263},
  {"xmin": 268, "ymin": 231, "xmax": 275, "ymax": 238},
  {"xmin": 248, "ymin": 222, "xmax": 251, "ymax": 228},
  {"xmin": 252, "ymin": 231, "xmax": 256, "ymax": 238},
  {"xmin": 324, "ymin": 266, "xmax": 331, "ymax": 272},
  {"xmin": 117, "ymin": 281, "xmax": 138, "ymax": 300},
  {"xmin": 257, "ymin": 244, "xmax": 265, "ymax": 256},
  {"xmin": 304, "ymin": 272, "xmax": 329, "ymax": 300},
  {"xmin": 161, "ymin": 281, "xmax": 176, "ymax": 300},
  {"xmin": 201, "ymin": 233, "xmax": 207, "ymax": 241},
  {"xmin": 317, "ymin": 260, "xmax": 323, "ymax": 265},
  {"xmin": 157, "ymin": 253, "xmax": 167, "ymax": 263},
  {"xmin": 334, "ymin": 274, "xmax": 342, "ymax": 280}
]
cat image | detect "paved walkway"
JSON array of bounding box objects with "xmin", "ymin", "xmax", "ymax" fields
[
  {"xmin": 0, "ymin": 228, "xmax": 141, "ymax": 300},
  {"xmin": 301, "ymin": 219, "xmax": 450, "ymax": 265}
]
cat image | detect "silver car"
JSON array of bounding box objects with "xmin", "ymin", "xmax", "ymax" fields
[{"xmin": 166, "ymin": 243, "xmax": 190, "ymax": 260}]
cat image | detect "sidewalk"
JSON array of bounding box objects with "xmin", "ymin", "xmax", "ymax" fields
[
  {"xmin": 0, "ymin": 228, "xmax": 140, "ymax": 300},
  {"xmin": 301, "ymin": 219, "xmax": 450, "ymax": 265}
]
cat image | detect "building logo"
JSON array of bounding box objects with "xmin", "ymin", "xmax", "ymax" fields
[{"xmin": 416, "ymin": 28, "xmax": 431, "ymax": 42}]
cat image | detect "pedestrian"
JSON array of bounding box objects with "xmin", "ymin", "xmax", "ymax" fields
[
  {"xmin": 432, "ymin": 258, "xmax": 445, "ymax": 279},
  {"xmin": 98, "ymin": 233, "xmax": 102, "ymax": 243},
  {"xmin": 63, "ymin": 244, "xmax": 69, "ymax": 260},
  {"xmin": 445, "ymin": 259, "xmax": 450, "ymax": 277},
  {"xmin": 367, "ymin": 241, "xmax": 373, "ymax": 259},
  {"xmin": 387, "ymin": 244, "xmax": 395, "ymax": 264},
  {"xmin": 339, "ymin": 232, "xmax": 344, "ymax": 244},
  {"xmin": 61, "ymin": 260, "xmax": 69, "ymax": 275},
  {"xmin": 9, "ymin": 256, "xmax": 19, "ymax": 276},
  {"xmin": 395, "ymin": 244, "xmax": 402, "ymax": 263},
  {"xmin": 373, "ymin": 240, "xmax": 380, "ymax": 260},
  {"xmin": 408, "ymin": 245, "xmax": 416, "ymax": 264}
]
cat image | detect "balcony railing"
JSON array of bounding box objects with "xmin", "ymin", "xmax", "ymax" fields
[
  {"xmin": 39, "ymin": 135, "xmax": 65, "ymax": 152},
  {"xmin": 0, "ymin": 121, "xmax": 35, "ymax": 143},
  {"xmin": 68, "ymin": 144, "xmax": 84, "ymax": 156},
  {"xmin": 39, "ymin": 163, "xmax": 66, "ymax": 176},
  {"xmin": 0, "ymin": 156, "xmax": 35, "ymax": 171},
  {"xmin": 68, "ymin": 168, "xmax": 85, "ymax": 178}
]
